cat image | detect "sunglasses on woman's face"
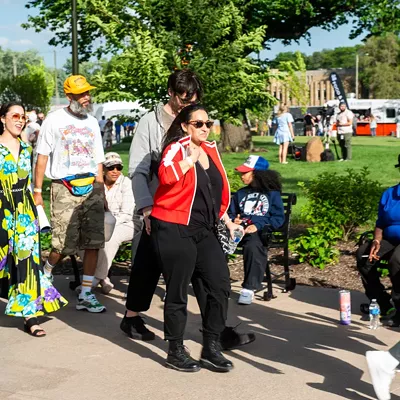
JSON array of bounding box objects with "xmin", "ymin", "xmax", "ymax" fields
[
  {"xmin": 106, "ymin": 165, "xmax": 123, "ymax": 171},
  {"xmin": 187, "ymin": 120, "xmax": 214, "ymax": 129},
  {"xmin": 8, "ymin": 113, "xmax": 27, "ymax": 123}
]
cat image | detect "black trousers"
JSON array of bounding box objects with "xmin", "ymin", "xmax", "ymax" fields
[
  {"xmin": 125, "ymin": 226, "xmax": 210, "ymax": 315},
  {"xmin": 356, "ymin": 239, "xmax": 400, "ymax": 312},
  {"xmin": 151, "ymin": 218, "xmax": 230, "ymax": 341},
  {"xmin": 241, "ymin": 232, "xmax": 267, "ymax": 291}
]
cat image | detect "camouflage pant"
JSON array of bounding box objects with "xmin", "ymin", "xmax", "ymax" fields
[{"xmin": 51, "ymin": 182, "xmax": 105, "ymax": 255}]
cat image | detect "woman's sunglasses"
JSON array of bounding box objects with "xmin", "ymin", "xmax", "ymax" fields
[
  {"xmin": 106, "ymin": 165, "xmax": 123, "ymax": 171},
  {"xmin": 7, "ymin": 113, "xmax": 27, "ymax": 123},
  {"xmin": 187, "ymin": 120, "xmax": 214, "ymax": 129}
]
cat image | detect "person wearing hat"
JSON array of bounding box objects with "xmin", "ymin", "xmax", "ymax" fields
[
  {"xmin": 34, "ymin": 75, "xmax": 107, "ymax": 313},
  {"xmin": 77, "ymin": 152, "xmax": 135, "ymax": 294},
  {"xmin": 228, "ymin": 155, "xmax": 285, "ymax": 305},
  {"xmin": 356, "ymin": 154, "xmax": 400, "ymax": 327}
]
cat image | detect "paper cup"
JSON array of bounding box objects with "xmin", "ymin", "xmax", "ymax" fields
[{"xmin": 36, "ymin": 205, "xmax": 51, "ymax": 233}]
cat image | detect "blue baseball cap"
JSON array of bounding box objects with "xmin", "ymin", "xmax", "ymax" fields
[{"xmin": 235, "ymin": 155, "xmax": 270, "ymax": 173}]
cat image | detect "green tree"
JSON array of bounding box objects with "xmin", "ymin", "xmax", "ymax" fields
[
  {"xmin": 269, "ymin": 51, "xmax": 307, "ymax": 69},
  {"xmin": 360, "ymin": 34, "xmax": 400, "ymax": 98},
  {"xmin": 1, "ymin": 62, "xmax": 54, "ymax": 112},
  {"xmin": 305, "ymin": 46, "xmax": 362, "ymax": 69}
]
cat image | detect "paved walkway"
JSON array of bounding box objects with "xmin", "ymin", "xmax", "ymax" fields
[{"xmin": 0, "ymin": 277, "xmax": 399, "ymax": 400}]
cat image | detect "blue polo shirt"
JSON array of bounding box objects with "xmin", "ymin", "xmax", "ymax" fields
[{"xmin": 376, "ymin": 184, "xmax": 400, "ymax": 245}]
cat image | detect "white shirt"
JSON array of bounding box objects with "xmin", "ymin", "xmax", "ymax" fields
[
  {"xmin": 25, "ymin": 122, "xmax": 41, "ymax": 145},
  {"xmin": 36, "ymin": 108, "xmax": 105, "ymax": 179},
  {"xmin": 336, "ymin": 109, "xmax": 354, "ymax": 134},
  {"xmin": 98, "ymin": 119, "xmax": 107, "ymax": 131},
  {"xmin": 105, "ymin": 174, "xmax": 135, "ymax": 226}
]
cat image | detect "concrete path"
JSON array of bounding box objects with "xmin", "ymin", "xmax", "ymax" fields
[{"xmin": 0, "ymin": 277, "xmax": 399, "ymax": 400}]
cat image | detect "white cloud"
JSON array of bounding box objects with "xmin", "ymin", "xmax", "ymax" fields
[
  {"xmin": 0, "ymin": 36, "xmax": 9, "ymax": 46},
  {"xmin": 12, "ymin": 39, "xmax": 33, "ymax": 45}
]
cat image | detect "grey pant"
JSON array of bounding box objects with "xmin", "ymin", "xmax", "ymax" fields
[{"xmin": 338, "ymin": 133, "xmax": 352, "ymax": 160}]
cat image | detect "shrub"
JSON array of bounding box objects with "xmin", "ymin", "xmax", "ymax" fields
[
  {"xmin": 40, "ymin": 232, "xmax": 52, "ymax": 251},
  {"xmin": 291, "ymin": 167, "xmax": 382, "ymax": 269},
  {"xmin": 226, "ymin": 170, "xmax": 243, "ymax": 193}
]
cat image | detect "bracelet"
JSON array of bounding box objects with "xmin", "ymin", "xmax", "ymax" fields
[
  {"xmin": 33, "ymin": 188, "xmax": 42, "ymax": 193},
  {"xmin": 372, "ymin": 239, "xmax": 380, "ymax": 244},
  {"xmin": 186, "ymin": 157, "xmax": 194, "ymax": 168}
]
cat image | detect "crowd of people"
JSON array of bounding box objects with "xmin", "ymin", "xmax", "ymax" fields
[
  {"xmin": 98, "ymin": 116, "xmax": 136, "ymax": 149},
  {"xmin": 0, "ymin": 69, "xmax": 399, "ymax": 395}
]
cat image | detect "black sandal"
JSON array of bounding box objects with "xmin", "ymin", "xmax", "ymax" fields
[{"xmin": 24, "ymin": 318, "xmax": 46, "ymax": 337}]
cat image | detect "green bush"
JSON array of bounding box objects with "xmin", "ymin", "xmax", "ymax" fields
[
  {"xmin": 291, "ymin": 167, "xmax": 382, "ymax": 269},
  {"xmin": 122, "ymin": 136, "xmax": 133, "ymax": 144},
  {"xmin": 40, "ymin": 232, "xmax": 52, "ymax": 251},
  {"xmin": 226, "ymin": 170, "xmax": 243, "ymax": 193}
]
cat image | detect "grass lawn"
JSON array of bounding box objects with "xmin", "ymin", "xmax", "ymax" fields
[{"xmin": 41, "ymin": 136, "xmax": 400, "ymax": 222}]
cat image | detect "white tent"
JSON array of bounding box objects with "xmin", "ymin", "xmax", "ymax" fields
[{"xmin": 92, "ymin": 100, "xmax": 148, "ymax": 120}]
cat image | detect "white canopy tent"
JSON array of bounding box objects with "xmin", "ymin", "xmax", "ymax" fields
[{"xmin": 92, "ymin": 100, "xmax": 148, "ymax": 121}]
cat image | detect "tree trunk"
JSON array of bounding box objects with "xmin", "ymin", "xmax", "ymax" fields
[{"xmin": 219, "ymin": 121, "xmax": 253, "ymax": 153}]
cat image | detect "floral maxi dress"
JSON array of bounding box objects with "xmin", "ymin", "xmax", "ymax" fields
[{"xmin": 0, "ymin": 139, "xmax": 68, "ymax": 317}]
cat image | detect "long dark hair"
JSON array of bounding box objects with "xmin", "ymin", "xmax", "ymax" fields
[
  {"xmin": 161, "ymin": 103, "xmax": 207, "ymax": 154},
  {"xmin": 0, "ymin": 102, "xmax": 26, "ymax": 135},
  {"xmin": 250, "ymin": 170, "xmax": 282, "ymax": 193}
]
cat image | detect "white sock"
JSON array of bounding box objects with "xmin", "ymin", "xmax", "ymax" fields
[
  {"xmin": 80, "ymin": 275, "xmax": 94, "ymax": 297},
  {"xmin": 92, "ymin": 277, "xmax": 100, "ymax": 287},
  {"xmin": 44, "ymin": 260, "xmax": 54, "ymax": 277}
]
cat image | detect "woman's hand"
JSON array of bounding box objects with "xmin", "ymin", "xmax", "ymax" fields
[
  {"xmin": 226, "ymin": 220, "xmax": 244, "ymax": 239},
  {"xmin": 369, "ymin": 239, "xmax": 381, "ymax": 262},
  {"xmin": 187, "ymin": 146, "xmax": 201, "ymax": 163},
  {"xmin": 244, "ymin": 225, "xmax": 257, "ymax": 234}
]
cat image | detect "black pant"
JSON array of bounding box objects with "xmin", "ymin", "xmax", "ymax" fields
[
  {"xmin": 151, "ymin": 218, "xmax": 230, "ymax": 341},
  {"xmin": 356, "ymin": 239, "xmax": 400, "ymax": 312},
  {"xmin": 241, "ymin": 232, "xmax": 267, "ymax": 291},
  {"xmin": 125, "ymin": 226, "xmax": 210, "ymax": 315}
]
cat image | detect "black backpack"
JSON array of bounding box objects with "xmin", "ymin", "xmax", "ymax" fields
[{"xmin": 321, "ymin": 149, "xmax": 335, "ymax": 162}]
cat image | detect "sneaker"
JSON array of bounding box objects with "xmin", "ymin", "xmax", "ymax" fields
[
  {"xmin": 366, "ymin": 350, "xmax": 399, "ymax": 400},
  {"xmin": 220, "ymin": 325, "xmax": 256, "ymax": 350},
  {"xmin": 338, "ymin": 158, "xmax": 344, "ymax": 162},
  {"xmin": 120, "ymin": 313, "xmax": 155, "ymax": 341},
  {"xmin": 76, "ymin": 292, "xmax": 106, "ymax": 313},
  {"xmin": 238, "ymin": 289, "xmax": 254, "ymax": 305},
  {"xmin": 100, "ymin": 277, "xmax": 114, "ymax": 295}
]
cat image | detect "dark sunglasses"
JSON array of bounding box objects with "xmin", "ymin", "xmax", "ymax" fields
[
  {"xmin": 106, "ymin": 165, "xmax": 123, "ymax": 171},
  {"xmin": 7, "ymin": 113, "xmax": 27, "ymax": 123},
  {"xmin": 187, "ymin": 120, "xmax": 214, "ymax": 129},
  {"xmin": 175, "ymin": 94, "xmax": 199, "ymax": 105}
]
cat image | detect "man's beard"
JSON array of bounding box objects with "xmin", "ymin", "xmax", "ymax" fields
[{"xmin": 70, "ymin": 99, "xmax": 93, "ymax": 116}]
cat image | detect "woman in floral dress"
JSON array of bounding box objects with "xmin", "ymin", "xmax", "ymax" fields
[{"xmin": 0, "ymin": 102, "xmax": 68, "ymax": 336}]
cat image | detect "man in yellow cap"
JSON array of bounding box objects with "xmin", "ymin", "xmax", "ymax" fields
[{"xmin": 34, "ymin": 75, "xmax": 107, "ymax": 313}]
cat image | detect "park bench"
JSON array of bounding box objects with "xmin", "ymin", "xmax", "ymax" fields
[{"xmin": 234, "ymin": 192, "xmax": 297, "ymax": 301}]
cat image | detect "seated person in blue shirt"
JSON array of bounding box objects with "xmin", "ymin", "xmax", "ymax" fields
[
  {"xmin": 356, "ymin": 155, "xmax": 400, "ymax": 327},
  {"xmin": 229, "ymin": 156, "xmax": 285, "ymax": 305}
]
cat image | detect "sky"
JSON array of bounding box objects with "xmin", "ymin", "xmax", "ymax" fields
[{"xmin": 2, "ymin": 1, "xmax": 365, "ymax": 69}]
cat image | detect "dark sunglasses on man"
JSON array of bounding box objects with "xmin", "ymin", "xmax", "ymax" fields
[
  {"xmin": 106, "ymin": 165, "xmax": 123, "ymax": 171},
  {"xmin": 175, "ymin": 93, "xmax": 199, "ymax": 106}
]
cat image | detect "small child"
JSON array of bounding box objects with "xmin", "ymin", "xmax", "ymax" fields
[{"xmin": 229, "ymin": 155, "xmax": 285, "ymax": 305}]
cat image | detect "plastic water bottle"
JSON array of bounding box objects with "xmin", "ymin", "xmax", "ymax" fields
[
  {"xmin": 369, "ymin": 299, "xmax": 381, "ymax": 330},
  {"xmin": 228, "ymin": 229, "xmax": 244, "ymax": 254}
]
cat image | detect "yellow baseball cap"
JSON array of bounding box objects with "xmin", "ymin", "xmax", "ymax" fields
[{"xmin": 63, "ymin": 75, "xmax": 96, "ymax": 94}]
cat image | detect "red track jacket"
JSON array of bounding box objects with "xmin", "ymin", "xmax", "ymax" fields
[{"xmin": 151, "ymin": 136, "xmax": 231, "ymax": 225}]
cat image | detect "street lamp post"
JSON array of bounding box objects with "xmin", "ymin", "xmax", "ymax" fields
[
  {"xmin": 71, "ymin": 0, "xmax": 79, "ymax": 74},
  {"xmin": 355, "ymin": 53, "xmax": 359, "ymax": 99}
]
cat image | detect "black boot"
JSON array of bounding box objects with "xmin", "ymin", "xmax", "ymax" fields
[
  {"xmin": 387, "ymin": 312, "xmax": 400, "ymax": 328},
  {"xmin": 166, "ymin": 340, "xmax": 201, "ymax": 372},
  {"xmin": 120, "ymin": 312, "xmax": 155, "ymax": 341},
  {"xmin": 200, "ymin": 337, "xmax": 233, "ymax": 372},
  {"xmin": 220, "ymin": 326, "xmax": 256, "ymax": 350}
]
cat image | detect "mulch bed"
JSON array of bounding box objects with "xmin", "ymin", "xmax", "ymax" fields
[{"xmin": 47, "ymin": 240, "xmax": 387, "ymax": 292}]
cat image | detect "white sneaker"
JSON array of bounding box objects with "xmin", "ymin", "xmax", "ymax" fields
[
  {"xmin": 100, "ymin": 277, "xmax": 114, "ymax": 295},
  {"xmin": 76, "ymin": 292, "xmax": 106, "ymax": 313},
  {"xmin": 338, "ymin": 158, "xmax": 344, "ymax": 162},
  {"xmin": 238, "ymin": 289, "xmax": 254, "ymax": 305},
  {"xmin": 366, "ymin": 350, "xmax": 399, "ymax": 400}
]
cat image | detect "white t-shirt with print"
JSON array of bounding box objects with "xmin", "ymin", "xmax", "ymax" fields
[
  {"xmin": 336, "ymin": 109, "xmax": 354, "ymax": 134},
  {"xmin": 36, "ymin": 108, "xmax": 105, "ymax": 179}
]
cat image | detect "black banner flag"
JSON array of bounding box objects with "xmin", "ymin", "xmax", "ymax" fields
[{"xmin": 329, "ymin": 72, "xmax": 349, "ymax": 108}]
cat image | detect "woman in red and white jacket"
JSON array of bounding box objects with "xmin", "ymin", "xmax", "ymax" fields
[{"xmin": 151, "ymin": 104, "xmax": 242, "ymax": 373}]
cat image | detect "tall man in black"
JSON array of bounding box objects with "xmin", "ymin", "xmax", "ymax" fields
[{"xmin": 120, "ymin": 69, "xmax": 255, "ymax": 352}]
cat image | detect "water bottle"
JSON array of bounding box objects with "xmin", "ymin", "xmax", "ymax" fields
[
  {"xmin": 369, "ymin": 299, "xmax": 381, "ymax": 330},
  {"xmin": 228, "ymin": 229, "xmax": 244, "ymax": 254}
]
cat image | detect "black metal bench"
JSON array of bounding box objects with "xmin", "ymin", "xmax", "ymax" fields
[
  {"xmin": 68, "ymin": 241, "xmax": 132, "ymax": 290},
  {"xmin": 235, "ymin": 192, "xmax": 297, "ymax": 301}
]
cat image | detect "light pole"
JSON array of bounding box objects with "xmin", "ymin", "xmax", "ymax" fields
[
  {"xmin": 72, "ymin": 0, "xmax": 79, "ymax": 74},
  {"xmin": 355, "ymin": 53, "xmax": 359, "ymax": 99}
]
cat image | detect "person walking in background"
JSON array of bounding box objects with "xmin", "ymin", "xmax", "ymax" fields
[
  {"xmin": 370, "ymin": 115, "xmax": 377, "ymax": 137},
  {"xmin": 0, "ymin": 102, "xmax": 67, "ymax": 336},
  {"xmin": 336, "ymin": 101, "xmax": 354, "ymax": 161},
  {"xmin": 103, "ymin": 119, "xmax": 113, "ymax": 149},
  {"xmin": 115, "ymin": 119, "xmax": 122, "ymax": 144},
  {"xmin": 98, "ymin": 115, "xmax": 107, "ymax": 138},
  {"xmin": 304, "ymin": 113, "xmax": 314, "ymax": 136},
  {"xmin": 151, "ymin": 104, "xmax": 242, "ymax": 372},
  {"xmin": 34, "ymin": 75, "xmax": 107, "ymax": 313},
  {"xmin": 273, "ymin": 104, "xmax": 295, "ymax": 164},
  {"xmin": 37, "ymin": 112, "xmax": 45, "ymax": 126},
  {"xmin": 366, "ymin": 344, "xmax": 400, "ymax": 400},
  {"xmin": 229, "ymin": 156, "xmax": 285, "ymax": 305}
]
